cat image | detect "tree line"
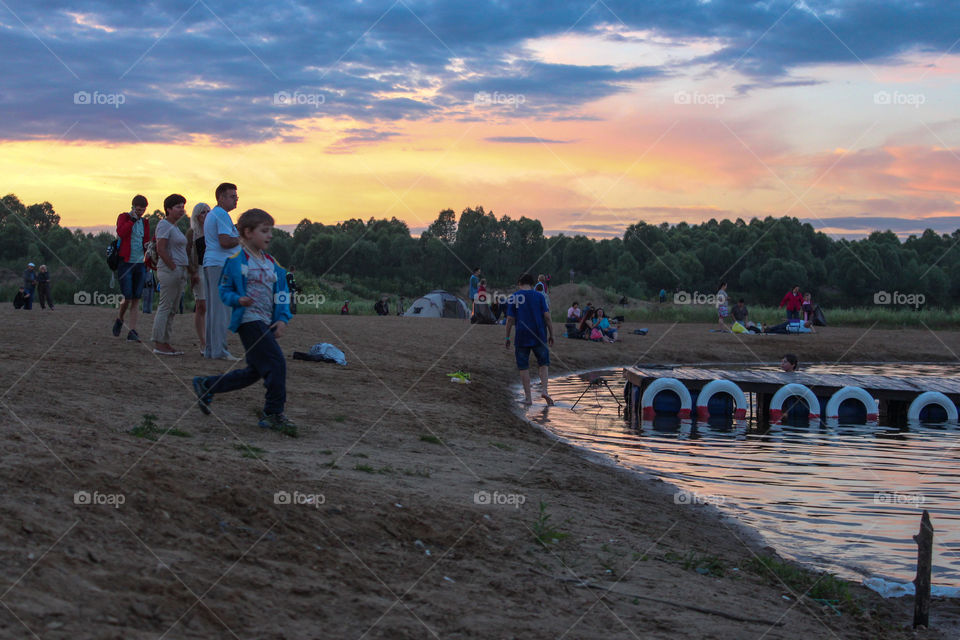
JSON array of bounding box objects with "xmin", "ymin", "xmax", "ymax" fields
[{"xmin": 1, "ymin": 193, "xmax": 957, "ymax": 308}]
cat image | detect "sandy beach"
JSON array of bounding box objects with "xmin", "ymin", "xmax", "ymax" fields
[{"xmin": 2, "ymin": 306, "xmax": 959, "ymax": 639}]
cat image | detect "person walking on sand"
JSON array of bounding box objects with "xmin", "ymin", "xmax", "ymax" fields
[
  {"xmin": 152, "ymin": 194, "xmax": 190, "ymax": 355},
  {"xmin": 504, "ymin": 272, "xmax": 555, "ymax": 405},
  {"xmin": 202, "ymin": 183, "xmax": 241, "ymax": 360},
  {"xmin": 22, "ymin": 262, "xmax": 37, "ymax": 310},
  {"xmin": 779, "ymin": 285, "xmax": 803, "ymax": 321},
  {"xmin": 192, "ymin": 208, "xmax": 296, "ymax": 435},
  {"xmin": 35, "ymin": 265, "xmax": 54, "ymax": 310},
  {"xmin": 187, "ymin": 202, "xmax": 210, "ymax": 353},
  {"xmin": 112, "ymin": 195, "xmax": 152, "ymax": 341}
]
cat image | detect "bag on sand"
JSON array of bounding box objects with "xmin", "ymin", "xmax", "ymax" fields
[
  {"xmin": 590, "ymin": 328, "xmax": 603, "ymax": 341},
  {"xmin": 731, "ymin": 321, "xmax": 747, "ymax": 334}
]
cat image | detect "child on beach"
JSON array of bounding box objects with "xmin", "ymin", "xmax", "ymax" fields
[
  {"xmin": 504, "ymin": 273, "xmax": 555, "ymax": 405},
  {"xmin": 192, "ymin": 208, "xmax": 296, "ymax": 436}
]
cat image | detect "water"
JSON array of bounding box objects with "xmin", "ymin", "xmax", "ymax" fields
[{"xmin": 521, "ymin": 363, "xmax": 960, "ymax": 596}]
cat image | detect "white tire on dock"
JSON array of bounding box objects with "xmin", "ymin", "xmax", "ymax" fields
[
  {"xmin": 769, "ymin": 383, "xmax": 820, "ymax": 422},
  {"xmin": 825, "ymin": 386, "xmax": 879, "ymax": 421},
  {"xmin": 696, "ymin": 380, "xmax": 748, "ymax": 420},
  {"xmin": 641, "ymin": 377, "xmax": 692, "ymax": 420},
  {"xmin": 907, "ymin": 391, "xmax": 958, "ymax": 422}
]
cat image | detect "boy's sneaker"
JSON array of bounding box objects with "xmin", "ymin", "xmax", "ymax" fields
[
  {"xmin": 192, "ymin": 377, "xmax": 213, "ymax": 415},
  {"xmin": 258, "ymin": 413, "xmax": 298, "ymax": 437},
  {"xmin": 112, "ymin": 318, "xmax": 123, "ymax": 337},
  {"xmin": 126, "ymin": 330, "xmax": 140, "ymax": 342}
]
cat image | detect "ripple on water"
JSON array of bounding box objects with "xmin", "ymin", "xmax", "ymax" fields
[{"xmin": 521, "ymin": 364, "xmax": 960, "ymax": 596}]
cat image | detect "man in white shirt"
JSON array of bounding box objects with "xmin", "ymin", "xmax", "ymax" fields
[{"xmin": 202, "ymin": 182, "xmax": 241, "ymax": 359}]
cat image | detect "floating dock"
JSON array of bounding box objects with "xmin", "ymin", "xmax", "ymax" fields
[{"xmin": 622, "ymin": 366, "xmax": 960, "ymax": 424}]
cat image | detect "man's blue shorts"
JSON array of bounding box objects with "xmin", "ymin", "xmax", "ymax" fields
[
  {"xmin": 515, "ymin": 343, "xmax": 549, "ymax": 370},
  {"xmin": 118, "ymin": 261, "xmax": 145, "ymax": 300}
]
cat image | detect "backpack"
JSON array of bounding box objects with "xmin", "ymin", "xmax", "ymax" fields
[
  {"xmin": 106, "ymin": 238, "xmax": 121, "ymax": 271},
  {"xmin": 145, "ymin": 240, "xmax": 158, "ymax": 266}
]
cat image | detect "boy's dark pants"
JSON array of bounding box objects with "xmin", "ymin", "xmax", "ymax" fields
[{"xmin": 200, "ymin": 320, "xmax": 286, "ymax": 415}]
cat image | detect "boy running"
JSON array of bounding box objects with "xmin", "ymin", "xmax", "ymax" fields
[
  {"xmin": 192, "ymin": 208, "xmax": 296, "ymax": 435},
  {"xmin": 504, "ymin": 272, "xmax": 555, "ymax": 405}
]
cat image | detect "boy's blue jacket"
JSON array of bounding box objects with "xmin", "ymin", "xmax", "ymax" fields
[{"xmin": 218, "ymin": 249, "xmax": 293, "ymax": 332}]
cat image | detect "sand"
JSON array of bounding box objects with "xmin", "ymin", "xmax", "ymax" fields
[{"xmin": 1, "ymin": 306, "xmax": 959, "ymax": 639}]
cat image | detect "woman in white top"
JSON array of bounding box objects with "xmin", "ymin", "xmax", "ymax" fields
[
  {"xmin": 186, "ymin": 202, "xmax": 210, "ymax": 353},
  {"xmin": 152, "ymin": 194, "xmax": 190, "ymax": 355},
  {"xmin": 716, "ymin": 281, "xmax": 729, "ymax": 330}
]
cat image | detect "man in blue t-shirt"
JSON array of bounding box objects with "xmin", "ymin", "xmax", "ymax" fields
[
  {"xmin": 202, "ymin": 182, "xmax": 241, "ymax": 360},
  {"xmin": 505, "ymin": 272, "xmax": 555, "ymax": 405},
  {"xmin": 468, "ymin": 267, "xmax": 481, "ymax": 302}
]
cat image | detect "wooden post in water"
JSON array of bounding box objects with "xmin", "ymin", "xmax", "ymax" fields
[{"xmin": 913, "ymin": 510, "xmax": 934, "ymax": 628}]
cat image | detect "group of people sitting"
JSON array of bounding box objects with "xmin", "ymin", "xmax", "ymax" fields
[
  {"xmin": 565, "ymin": 301, "xmax": 619, "ymax": 343},
  {"xmin": 719, "ymin": 288, "xmax": 816, "ymax": 335}
]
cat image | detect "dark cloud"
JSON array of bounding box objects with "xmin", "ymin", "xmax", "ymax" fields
[
  {"xmin": 802, "ymin": 215, "xmax": 960, "ymax": 236},
  {"xmin": 484, "ymin": 136, "xmax": 573, "ymax": 144},
  {"xmin": 1, "ymin": 0, "xmax": 958, "ymax": 142}
]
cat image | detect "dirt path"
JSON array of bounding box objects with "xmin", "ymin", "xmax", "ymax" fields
[{"xmin": 1, "ymin": 307, "xmax": 957, "ymax": 639}]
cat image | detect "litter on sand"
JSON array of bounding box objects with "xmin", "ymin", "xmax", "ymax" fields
[{"xmin": 447, "ymin": 371, "xmax": 471, "ymax": 384}]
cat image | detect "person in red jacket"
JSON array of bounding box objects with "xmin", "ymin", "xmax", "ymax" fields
[
  {"xmin": 112, "ymin": 194, "xmax": 152, "ymax": 342},
  {"xmin": 778, "ymin": 285, "xmax": 803, "ymax": 321}
]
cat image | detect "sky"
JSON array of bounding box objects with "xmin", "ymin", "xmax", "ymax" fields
[{"xmin": 2, "ymin": 0, "xmax": 960, "ymax": 238}]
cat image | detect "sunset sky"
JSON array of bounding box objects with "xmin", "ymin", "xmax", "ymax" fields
[{"xmin": 3, "ymin": 0, "xmax": 960, "ymax": 237}]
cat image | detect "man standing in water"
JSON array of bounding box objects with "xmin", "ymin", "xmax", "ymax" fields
[
  {"xmin": 504, "ymin": 272, "xmax": 554, "ymax": 405},
  {"xmin": 202, "ymin": 183, "xmax": 241, "ymax": 360}
]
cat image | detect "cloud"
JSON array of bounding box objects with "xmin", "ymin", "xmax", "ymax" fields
[
  {"xmin": 484, "ymin": 136, "xmax": 573, "ymax": 144},
  {"xmin": 3, "ymin": 0, "xmax": 960, "ymax": 144},
  {"xmin": 802, "ymin": 215, "xmax": 960, "ymax": 236}
]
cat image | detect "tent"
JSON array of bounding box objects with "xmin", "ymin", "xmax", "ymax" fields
[{"xmin": 403, "ymin": 290, "xmax": 469, "ymax": 319}]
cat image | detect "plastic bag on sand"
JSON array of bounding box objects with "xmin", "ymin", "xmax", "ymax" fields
[
  {"xmin": 731, "ymin": 321, "xmax": 747, "ymax": 334},
  {"xmin": 309, "ymin": 343, "xmax": 347, "ymax": 366}
]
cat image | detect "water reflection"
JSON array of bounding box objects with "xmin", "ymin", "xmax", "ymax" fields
[{"xmin": 522, "ymin": 365, "xmax": 960, "ymax": 591}]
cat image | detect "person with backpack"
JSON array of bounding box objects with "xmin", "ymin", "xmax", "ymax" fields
[
  {"xmin": 192, "ymin": 208, "xmax": 295, "ymax": 435},
  {"xmin": 504, "ymin": 273, "xmax": 555, "ymax": 405},
  {"xmin": 152, "ymin": 194, "xmax": 190, "ymax": 355},
  {"xmin": 112, "ymin": 195, "xmax": 152, "ymax": 342}
]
